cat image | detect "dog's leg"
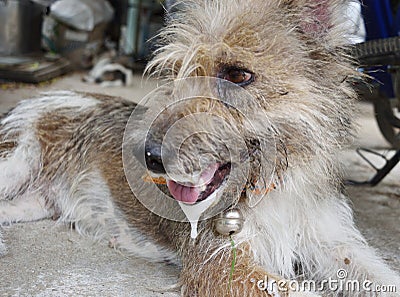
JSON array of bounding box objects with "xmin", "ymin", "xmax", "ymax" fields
[
  {"xmin": 178, "ymin": 230, "xmax": 319, "ymax": 297},
  {"xmin": 0, "ymin": 143, "xmax": 48, "ymax": 255},
  {"xmin": 0, "ymin": 138, "xmax": 41, "ymax": 200},
  {"xmin": 180, "ymin": 241, "xmax": 278, "ymax": 297},
  {"xmin": 0, "ymin": 117, "xmax": 50, "ymax": 224},
  {"xmin": 305, "ymin": 198, "xmax": 400, "ymax": 297},
  {"xmin": 0, "ymin": 192, "xmax": 53, "ymax": 225},
  {"xmin": 0, "ymin": 132, "xmax": 50, "ymax": 224},
  {"xmin": 329, "ymin": 243, "xmax": 400, "ymax": 297},
  {"xmin": 0, "ymin": 193, "xmax": 51, "ymax": 256}
]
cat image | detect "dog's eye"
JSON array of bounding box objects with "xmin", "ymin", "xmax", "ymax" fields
[{"xmin": 219, "ymin": 68, "xmax": 254, "ymax": 86}]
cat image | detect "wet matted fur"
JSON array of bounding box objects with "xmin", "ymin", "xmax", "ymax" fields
[{"xmin": 0, "ymin": 0, "xmax": 399, "ymax": 296}]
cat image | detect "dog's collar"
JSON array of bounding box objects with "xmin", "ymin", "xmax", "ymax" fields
[{"xmin": 245, "ymin": 182, "xmax": 276, "ymax": 195}]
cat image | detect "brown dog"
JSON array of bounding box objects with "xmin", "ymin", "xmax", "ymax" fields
[{"xmin": 0, "ymin": 1, "xmax": 399, "ymax": 296}]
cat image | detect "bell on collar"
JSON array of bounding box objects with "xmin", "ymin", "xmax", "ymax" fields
[{"xmin": 214, "ymin": 208, "xmax": 244, "ymax": 236}]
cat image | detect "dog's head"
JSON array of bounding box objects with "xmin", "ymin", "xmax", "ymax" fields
[{"xmin": 128, "ymin": 0, "xmax": 357, "ymax": 212}]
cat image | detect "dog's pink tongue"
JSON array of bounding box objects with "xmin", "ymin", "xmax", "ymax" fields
[
  {"xmin": 167, "ymin": 180, "xmax": 201, "ymax": 204},
  {"xmin": 166, "ymin": 164, "xmax": 219, "ymax": 204}
]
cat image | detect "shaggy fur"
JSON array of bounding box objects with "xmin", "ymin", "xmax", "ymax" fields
[{"xmin": 0, "ymin": 0, "xmax": 399, "ymax": 296}]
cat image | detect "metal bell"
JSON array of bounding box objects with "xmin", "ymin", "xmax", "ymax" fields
[{"xmin": 214, "ymin": 208, "xmax": 244, "ymax": 236}]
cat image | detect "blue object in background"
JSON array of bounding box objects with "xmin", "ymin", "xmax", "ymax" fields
[
  {"xmin": 395, "ymin": 5, "xmax": 400, "ymax": 36},
  {"xmin": 362, "ymin": 0, "xmax": 395, "ymax": 40},
  {"xmin": 361, "ymin": 0, "xmax": 397, "ymax": 98}
]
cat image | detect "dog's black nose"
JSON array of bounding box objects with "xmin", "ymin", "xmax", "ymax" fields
[{"xmin": 145, "ymin": 142, "xmax": 166, "ymax": 174}]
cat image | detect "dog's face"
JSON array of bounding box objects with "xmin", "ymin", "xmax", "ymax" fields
[{"xmin": 132, "ymin": 0, "xmax": 356, "ymax": 209}]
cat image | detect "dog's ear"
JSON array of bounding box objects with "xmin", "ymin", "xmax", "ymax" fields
[
  {"xmin": 299, "ymin": 0, "xmax": 332, "ymax": 36},
  {"xmin": 283, "ymin": 0, "xmax": 346, "ymax": 38}
]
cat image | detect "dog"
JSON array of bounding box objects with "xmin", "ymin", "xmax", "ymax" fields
[{"xmin": 1, "ymin": 0, "xmax": 399, "ymax": 296}]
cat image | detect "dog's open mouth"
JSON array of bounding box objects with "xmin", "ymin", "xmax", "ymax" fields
[{"xmin": 166, "ymin": 163, "xmax": 231, "ymax": 204}]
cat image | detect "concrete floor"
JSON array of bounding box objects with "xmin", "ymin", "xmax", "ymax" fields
[{"xmin": 0, "ymin": 73, "xmax": 399, "ymax": 296}]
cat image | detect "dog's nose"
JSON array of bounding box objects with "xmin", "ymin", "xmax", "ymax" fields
[{"xmin": 145, "ymin": 142, "xmax": 166, "ymax": 174}]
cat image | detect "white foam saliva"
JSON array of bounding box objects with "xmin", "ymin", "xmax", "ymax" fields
[{"xmin": 178, "ymin": 190, "xmax": 219, "ymax": 239}]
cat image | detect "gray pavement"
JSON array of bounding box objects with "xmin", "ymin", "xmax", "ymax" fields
[{"xmin": 0, "ymin": 73, "xmax": 399, "ymax": 296}]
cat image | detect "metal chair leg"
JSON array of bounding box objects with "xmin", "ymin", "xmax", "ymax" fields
[{"xmin": 346, "ymin": 148, "xmax": 400, "ymax": 186}]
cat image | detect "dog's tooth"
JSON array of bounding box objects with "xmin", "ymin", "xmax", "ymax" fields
[{"xmin": 198, "ymin": 178, "xmax": 207, "ymax": 191}]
